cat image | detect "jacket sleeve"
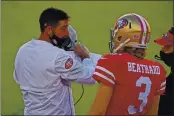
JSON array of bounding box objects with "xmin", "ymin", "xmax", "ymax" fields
[{"xmin": 55, "ymin": 51, "xmax": 96, "ymax": 84}]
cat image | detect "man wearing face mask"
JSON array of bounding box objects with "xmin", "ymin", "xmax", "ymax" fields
[
  {"xmin": 154, "ymin": 26, "xmax": 174, "ymax": 115},
  {"xmin": 13, "ymin": 7, "xmax": 97, "ymax": 115}
]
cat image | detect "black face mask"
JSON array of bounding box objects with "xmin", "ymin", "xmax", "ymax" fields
[
  {"xmin": 50, "ymin": 34, "xmax": 73, "ymax": 51},
  {"xmin": 160, "ymin": 51, "xmax": 174, "ymax": 67}
]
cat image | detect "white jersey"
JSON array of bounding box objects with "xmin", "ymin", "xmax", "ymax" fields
[{"xmin": 13, "ymin": 39, "xmax": 101, "ymax": 115}]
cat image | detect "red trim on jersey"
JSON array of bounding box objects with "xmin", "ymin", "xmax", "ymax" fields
[
  {"xmin": 155, "ymin": 81, "xmax": 166, "ymax": 96},
  {"xmin": 95, "ymin": 68, "xmax": 115, "ymax": 82},
  {"xmin": 155, "ymin": 88, "xmax": 166, "ymax": 96},
  {"xmin": 93, "ymin": 74, "xmax": 115, "ymax": 88}
]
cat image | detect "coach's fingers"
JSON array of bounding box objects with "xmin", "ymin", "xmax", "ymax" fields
[{"xmin": 74, "ymin": 43, "xmax": 90, "ymax": 60}]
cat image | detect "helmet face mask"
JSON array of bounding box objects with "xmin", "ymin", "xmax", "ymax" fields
[
  {"xmin": 109, "ymin": 28, "xmax": 115, "ymax": 53},
  {"xmin": 67, "ymin": 25, "xmax": 78, "ymax": 51},
  {"xmin": 109, "ymin": 13, "xmax": 151, "ymax": 54}
]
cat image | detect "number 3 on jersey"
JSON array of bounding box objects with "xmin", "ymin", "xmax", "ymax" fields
[{"xmin": 128, "ymin": 76, "xmax": 152, "ymax": 114}]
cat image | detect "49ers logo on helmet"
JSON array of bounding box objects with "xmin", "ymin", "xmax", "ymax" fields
[
  {"xmin": 116, "ymin": 18, "xmax": 128, "ymax": 29},
  {"xmin": 65, "ymin": 58, "xmax": 73, "ymax": 69}
]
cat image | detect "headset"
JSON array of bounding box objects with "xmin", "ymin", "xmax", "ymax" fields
[
  {"xmin": 73, "ymin": 40, "xmax": 85, "ymax": 106},
  {"xmin": 74, "ymin": 85, "xmax": 84, "ymax": 106}
]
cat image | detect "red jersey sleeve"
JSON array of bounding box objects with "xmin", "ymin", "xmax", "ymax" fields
[
  {"xmin": 93, "ymin": 56, "xmax": 116, "ymax": 88},
  {"xmin": 155, "ymin": 64, "xmax": 167, "ymax": 95}
]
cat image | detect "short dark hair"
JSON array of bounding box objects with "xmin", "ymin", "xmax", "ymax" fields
[{"xmin": 39, "ymin": 7, "xmax": 70, "ymax": 32}]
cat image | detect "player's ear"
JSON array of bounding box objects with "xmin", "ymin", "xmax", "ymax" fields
[{"xmin": 46, "ymin": 26, "xmax": 53, "ymax": 36}]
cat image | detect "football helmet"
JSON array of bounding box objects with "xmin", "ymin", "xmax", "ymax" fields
[
  {"xmin": 66, "ymin": 25, "xmax": 78, "ymax": 51},
  {"xmin": 109, "ymin": 13, "xmax": 151, "ymax": 53}
]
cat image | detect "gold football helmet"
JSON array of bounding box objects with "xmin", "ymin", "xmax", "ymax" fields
[{"xmin": 109, "ymin": 13, "xmax": 151, "ymax": 53}]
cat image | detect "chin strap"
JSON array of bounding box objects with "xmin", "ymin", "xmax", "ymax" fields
[{"xmin": 113, "ymin": 38, "xmax": 130, "ymax": 53}]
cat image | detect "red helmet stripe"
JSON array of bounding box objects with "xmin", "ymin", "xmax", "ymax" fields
[
  {"xmin": 144, "ymin": 19, "xmax": 149, "ymax": 44},
  {"xmin": 132, "ymin": 14, "xmax": 147, "ymax": 44}
]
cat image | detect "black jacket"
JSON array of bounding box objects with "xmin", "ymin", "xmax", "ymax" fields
[{"xmin": 158, "ymin": 55, "xmax": 174, "ymax": 115}]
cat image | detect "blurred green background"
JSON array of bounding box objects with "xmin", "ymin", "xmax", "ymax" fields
[{"xmin": 1, "ymin": 1, "xmax": 173, "ymax": 115}]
